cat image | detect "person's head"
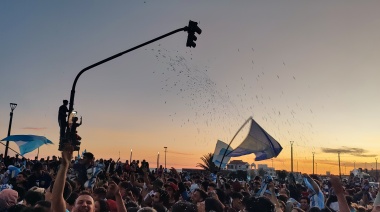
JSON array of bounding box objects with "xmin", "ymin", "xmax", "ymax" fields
[
  {"xmin": 0, "ymin": 189, "xmax": 18, "ymax": 210},
  {"xmin": 152, "ymin": 179, "xmax": 164, "ymax": 191},
  {"xmin": 16, "ymin": 172, "xmax": 27, "ymax": 183},
  {"xmin": 171, "ymin": 201, "xmax": 197, "ymax": 212},
  {"xmin": 73, "ymin": 192, "xmax": 95, "ymax": 212},
  {"xmin": 243, "ymin": 196, "xmax": 275, "ymax": 212},
  {"xmin": 81, "ymin": 152, "xmax": 94, "ymax": 166},
  {"xmin": 152, "ymin": 203, "xmax": 167, "ymax": 212},
  {"xmin": 191, "ymin": 188, "xmax": 207, "ymax": 204},
  {"xmin": 94, "ymin": 199, "xmax": 109, "ymax": 212},
  {"xmin": 152, "ymin": 189, "xmax": 169, "ymax": 208},
  {"xmin": 73, "ymin": 117, "xmax": 79, "ymax": 122},
  {"xmin": 309, "ymin": 207, "xmax": 322, "ymax": 212},
  {"xmin": 277, "ymin": 194, "xmax": 288, "ymax": 203},
  {"xmin": 299, "ymin": 196, "xmax": 310, "ymax": 211},
  {"xmin": 279, "ymin": 187, "xmax": 290, "ymax": 197},
  {"xmin": 63, "ymin": 100, "xmax": 68, "ymax": 105},
  {"xmin": 32, "ymin": 163, "xmax": 44, "ymax": 175},
  {"xmin": 66, "ymin": 192, "xmax": 79, "ymax": 211},
  {"xmin": 207, "ymin": 182, "xmax": 217, "ymax": 193},
  {"xmin": 231, "ymin": 192, "xmax": 244, "ymax": 211},
  {"xmin": 205, "ymin": 197, "xmax": 224, "ymax": 212},
  {"xmin": 23, "ymin": 190, "xmax": 44, "ymax": 207},
  {"xmin": 45, "ymin": 180, "xmax": 72, "ymax": 202},
  {"xmin": 13, "ymin": 186, "xmax": 26, "ymax": 202},
  {"xmin": 164, "ymin": 182, "xmax": 178, "ymax": 195},
  {"xmin": 34, "ymin": 200, "xmax": 51, "ymax": 212},
  {"xmin": 92, "ymin": 187, "xmax": 107, "ymax": 201}
]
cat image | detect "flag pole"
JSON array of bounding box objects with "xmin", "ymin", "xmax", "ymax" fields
[{"xmin": 218, "ymin": 117, "xmax": 252, "ymax": 171}]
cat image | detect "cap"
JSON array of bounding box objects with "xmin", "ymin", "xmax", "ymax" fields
[{"xmin": 164, "ymin": 182, "xmax": 178, "ymax": 191}]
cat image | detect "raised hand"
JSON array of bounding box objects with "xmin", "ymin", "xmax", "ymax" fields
[{"xmin": 61, "ymin": 144, "xmax": 73, "ymax": 165}]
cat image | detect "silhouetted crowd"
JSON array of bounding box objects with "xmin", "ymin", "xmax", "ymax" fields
[{"xmin": 0, "ymin": 149, "xmax": 379, "ymax": 212}]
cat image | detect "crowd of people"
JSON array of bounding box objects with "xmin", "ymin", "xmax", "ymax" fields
[{"xmin": 0, "ymin": 146, "xmax": 380, "ymax": 212}]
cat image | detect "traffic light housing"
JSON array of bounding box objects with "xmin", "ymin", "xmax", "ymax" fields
[{"xmin": 186, "ymin": 20, "xmax": 202, "ymax": 48}]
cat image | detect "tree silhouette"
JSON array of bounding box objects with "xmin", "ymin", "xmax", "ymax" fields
[{"xmin": 196, "ymin": 153, "xmax": 218, "ymax": 172}]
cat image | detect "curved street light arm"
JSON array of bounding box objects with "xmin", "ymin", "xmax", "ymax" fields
[{"xmin": 68, "ymin": 26, "xmax": 187, "ymax": 114}]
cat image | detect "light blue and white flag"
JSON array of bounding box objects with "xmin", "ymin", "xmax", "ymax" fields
[
  {"xmin": 212, "ymin": 140, "xmax": 233, "ymax": 168},
  {"xmin": 1, "ymin": 135, "xmax": 53, "ymax": 156},
  {"xmin": 84, "ymin": 166, "xmax": 103, "ymax": 189},
  {"xmin": 211, "ymin": 117, "xmax": 283, "ymax": 168},
  {"xmin": 228, "ymin": 118, "xmax": 282, "ymax": 161}
]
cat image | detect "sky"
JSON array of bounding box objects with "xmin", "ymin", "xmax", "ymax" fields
[{"xmin": 1, "ymin": 1, "xmax": 380, "ymax": 175}]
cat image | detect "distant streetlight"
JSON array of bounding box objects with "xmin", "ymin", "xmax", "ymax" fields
[
  {"xmin": 338, "ymin": 151, "xmax": 341, "ymax": 179},
  {"xmin": 164, "ymin": 147, "xmax": 167, "ymax": 169},
  {"xmin": 290, "ymin": 141, "xmax": 294, "ymax": 172},
  {"xmin": 4, "ymin": 103, "xmax": 17, "ymax": 161},
  {"xmin": 376, "ymin": 158, "xmax": 378, "ymax": 181},
  {"xmin": 312, "ymin": 152, "xmax": 315, "ymax": 175},
  {"xmin": 157, "ymin": 152, "xmax": 160, "ymax": 169}
]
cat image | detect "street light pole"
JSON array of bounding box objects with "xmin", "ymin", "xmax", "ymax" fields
[
  {"xmin": 338, "ymin": 151, "xmax": 341, "ymax": 179},
  {"xmin": 316, "ymin": 163, "xmax": 318, "ymax": 175},
  {"xmin": 290, "ymin": 141, "xmax": 294, "ymax": 172},
  {"xmin": 4, "ymin": 103, "xmax": 17, "ymax": 161},
  {"xmin": 312, "ymin": 152, "xmax": 315, "ymax": 175},
  {"xmin": 164, "ymin": 147, "xmax": 167, "ymax": 169},
  {"xmin": 376, "ymin": 158, "xmax": 378, "ymax": 181},
  {"xmin": 63, "ymin": 21, "xmax": 201, "ymax": 150}
]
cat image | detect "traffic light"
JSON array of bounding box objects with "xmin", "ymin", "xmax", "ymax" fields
[{"xmin": 186, "ymin": 20, "xmax": 202, "ymax": 48}]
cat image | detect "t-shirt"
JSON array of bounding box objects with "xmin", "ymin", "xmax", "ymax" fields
[
  {"xmin": 73, "ymin": 163, "xmax": 92, "ymax": 186},
  {"xmin": 304, "ymin": 177, "xmax": 324, "ymax": 209}
]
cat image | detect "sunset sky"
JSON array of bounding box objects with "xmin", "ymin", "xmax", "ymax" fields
[{"xmin": 1, "ymin": 1, "xmax": 380, "ymax": 175}]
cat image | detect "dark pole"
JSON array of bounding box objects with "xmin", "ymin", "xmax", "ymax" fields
[
  {"xmin": 5, "ymin": 103, "xmax": 17, "ymax": 161},
  {"xmin": 376, "ymin": 158, "xmax": 378, "ymax": 181},
  {"xmin": 0, "ymin": 141, "xmax": 22, "ymax": 157},
  {"xmin": 312, "ymin": 152, "xmax": 315, "ymax": 175},
  {"xmin": 316, "ymin": 163, "xmax": 318, "ymax": 175},
  {"xmin": 164, "ymin": 147, "xmax": 167, "ymax": 169},
  {"xmin": 290, "ymin": 141, "xmax": 294, "ymax": 172},
  {"xmin": 338, "ymin": 151, "xmax": 341, "ymax": 179},
  {"xmin": 67, "ymin": 27, "xmax": 187, "ymax": 120}
]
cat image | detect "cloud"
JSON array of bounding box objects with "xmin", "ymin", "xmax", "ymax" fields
[
  {"xmin": 321, "ymin": 146, "xmax": 377, "ymax": 157},
  {"xmin": 167, "ymin": 150, "xmax": 194, "ymax": 156},
  {"xmin": 21, "ymin": 127, "xmax": 47, "ymax": 130}
]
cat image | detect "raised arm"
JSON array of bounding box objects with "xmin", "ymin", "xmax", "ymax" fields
[
  {"xmin": 51, "ymin": 145, "xmax": 73, "ymax": 212},
  {"xmin": 108, "ymin": 181, "xmax": 127, "ymax": 212},
  {"xmin": 330, "ymin": 175, "xmax": 350, "ymax": 212},
  {"xmin": 302, "ymin": 173, "xmax": 320, "ymax": 193}
]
